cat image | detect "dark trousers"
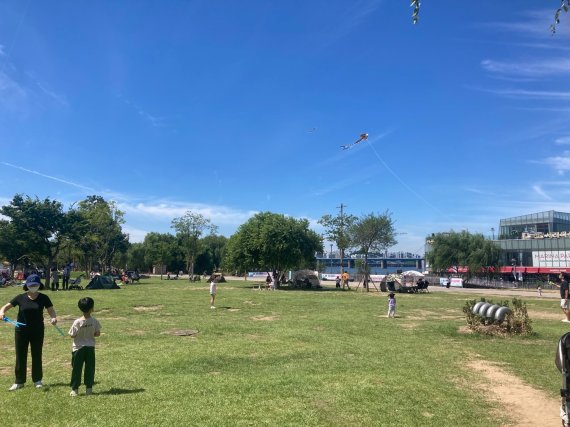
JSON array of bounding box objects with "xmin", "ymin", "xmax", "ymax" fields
[
  {"xmin": 51, "ymin": 280, "xmax": 59, "ymax": 291},
  {"xmin": 71, "ymin": 347, "xmax": 96, "ymax": 389},
  {"xmin": 62, "ymin": 275, "xmax": 69, "ymax": 290},
  {"xmin": 15, "ymin": 329, "xmax": 44, "ymax": 384}
]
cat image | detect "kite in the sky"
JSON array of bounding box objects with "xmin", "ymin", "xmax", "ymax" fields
[{"xmin": 341, "ymin": 133, "xmax": 368, "ymax": 150}]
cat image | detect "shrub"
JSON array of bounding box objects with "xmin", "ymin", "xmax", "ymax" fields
[{"xmin": 462, "ymin": 297, "xmax": 532, "ymax": 336}]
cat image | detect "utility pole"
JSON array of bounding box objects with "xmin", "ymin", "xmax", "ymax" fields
[{"xmin": 337, "ymin": 203, "xmax": 346, "ymax": 275}]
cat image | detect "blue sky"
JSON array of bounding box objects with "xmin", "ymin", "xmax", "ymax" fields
[{"xmin": 1, "ymin": 1, "xmax": 569, "ymax": 255}]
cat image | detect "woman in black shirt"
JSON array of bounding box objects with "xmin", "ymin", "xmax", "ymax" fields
[{"xmin": 0, "ymin": 274, "xmax": 58, "ymax": 391}]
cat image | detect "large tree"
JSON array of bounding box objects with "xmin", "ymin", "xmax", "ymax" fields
[
  {"xmin": 195, "ymin": 234, "xmax": 227, "ymax": 275},
  {"xmin": 77, "ymin": 196, "xmax": 129, "ymax": 272},
  {"xmin": 0, "ymin": 220, "xmax": 29, "ymax": 274},
  {"xmin": 348, "ymin": 211, "xmax": 397, "ymax": 291},
  {"xmin": 171, "ymin": 212, "xmax": 217, "ymax": 279},
  {"xmin": 319, "ymin": 207, "xmax": 357, "ymax": 274},
  {"xmin": 224, "ymin": 212, "xmax": 323, "ymax": 284},
  {"xmin": 425, "ymin": 231, "xmax": 501, "ymax": 278},
  {"xmin": 143, "ymin": 232, "xmax": 179, "ymax": 278},
  {"xmin": 0, "ymin": 194, "xmax": 78, "ymax": 287}
]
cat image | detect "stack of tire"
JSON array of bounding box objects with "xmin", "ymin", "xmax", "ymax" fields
[{"xmin": 472, "ymin": 302, "xmax": 512, "ymax": 322}]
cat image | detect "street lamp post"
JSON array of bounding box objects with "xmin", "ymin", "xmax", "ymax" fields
[{"xmin": 491, "ymin": 227, "xmax": 495, "ymax": 240}]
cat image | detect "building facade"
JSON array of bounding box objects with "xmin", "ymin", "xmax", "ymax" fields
[{"xmin": 497, "ymin": 211, "xmax": 570, "ymax": 273}]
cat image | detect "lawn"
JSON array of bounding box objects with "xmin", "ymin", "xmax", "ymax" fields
[{"xmin": 0, "ymin": 278, "xmax": 564, "ymax": 426}]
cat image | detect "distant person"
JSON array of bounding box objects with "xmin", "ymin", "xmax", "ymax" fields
[
  {"xmin": 50, "ymin": 267, "xmax": 60, "ymax": 292},
  {"xmin": 387, "ymin": 293, "xmax": 396, "ymax": 318},
  {"xmin": 555, "ymin": 274, "xmax": 570, "ymax": 322},
  {"xmin": 62, "ymin": 264, "xmax": 71, "ymax": 291},
  {"xmin": 335, "ymin": 276, "xmax": 341, "ymax": 288},
  {"xmin": 341, "ymin": 271, "xmax": 350, "ymax": 290},
  {"xmin": 265, "ymin": 273, "xmax": 272, "ymax": 290},
  {"xmin": 69, "ymin": 297, "xmax": 101, "ymax": 396},
  {"xmin": 0, "ymin": 274, "xmax": 58, "ymax": 390},
  {"xmin": 210, "ymin": 278, "xmax": 217, "ymax": 309},
  {"xmin": 537, "ymin": 285, "xmax": 542, "ymax": 297},
  {"xmin": 446, "ymin": 278, "xmax": 451, "ymax": 289}
]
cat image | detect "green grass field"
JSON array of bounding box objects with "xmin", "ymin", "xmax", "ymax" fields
[{"xmin": 0, "ymin": 279, "xmax": 565, "ymax": 426}]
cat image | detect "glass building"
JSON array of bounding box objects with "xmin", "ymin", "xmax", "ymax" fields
[{"xmin": 496, "ymin": 211, "xmax": 570, "ymax": 272}]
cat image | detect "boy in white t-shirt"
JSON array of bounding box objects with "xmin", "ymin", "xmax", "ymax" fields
[{"xmin": 68, "ymin": 297, "xmax": 101, "ymax": 396}]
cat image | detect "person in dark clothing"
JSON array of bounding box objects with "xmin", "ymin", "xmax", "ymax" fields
[
  {"xmin": 0, "ymin": 274, "xmax": 58, "ymax": 390},
  {"xmin": 62, "ymin": 264, "xmax": 71, "ymax": 291},
  {"xmin": 557, "ymin": 273, "xmax": 570, "ymax": 322}
]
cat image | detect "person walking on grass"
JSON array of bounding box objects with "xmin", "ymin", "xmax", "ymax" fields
[
  {"xmin": 0, "ymin": 274, "xmax": 58, "ymax": 391},
  {"xmin": 556, "ymin": 274, "xmax": 570, "ymax": 323},
  {"xmin": 341, "ymin": 270, "xmax": 350, "ymax": 290},
  {"xmin": 210, "ymin": 278, "xmax": 217, "ymax": 309},
  {"xmin": 69, "ymin": 297, "xmax": 101, "ymax": 397},
  {"xmin": 387, "ymin": 293, "xmax": 396, "ymax": 318}
]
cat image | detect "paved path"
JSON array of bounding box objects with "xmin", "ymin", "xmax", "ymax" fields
[{"xmin": 428, "ymin": 285, "xmax": 558, "ymax": 299}]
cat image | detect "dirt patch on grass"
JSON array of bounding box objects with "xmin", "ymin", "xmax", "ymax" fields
[
  {"xmin": 127, "ymin": 330, "xmax": 147, "ymax": 336},
  {"xmin": 133, "ymin": 305, "xmax": 163, "ymax": 312},
  {"xmin": 243, "ymin": 300, "xmax": 260, "ymax": 305},
  {"xmin": 164, "ymin": 329, "xmax": 199, "ymax": 337},
  {"xmin": 466, "ymin": 359, "xmax": 560, "ymax": 426},
  {"xmin": 0, "ymin": 366, "xmax": 11, "ymax": 376},
  {"xmin": 251, "ymin": 315, "xmax": 279, "ymax": 321},
  {"xmin": 227, "ymin": 308, "xmax": 240, "ymax": 312},
  {"xmin": 457, "ymin": 325, "xmax": 474, "ymax": 334}
]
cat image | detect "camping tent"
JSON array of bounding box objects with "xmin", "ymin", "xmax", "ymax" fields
[
  {"xmin": 401, "ymin": 270, "xmax": 424, "ymax": 277},
  {"xmin": 291, "ymin": 270, "xmax": 321, "ymax": 288},
  {"xmin": 86, "ymin": 275, "xmax": 121, "ymax": 290},
  {"xmin": 380, "ymin": 274, "xmax": 402, "ymax": 292}
]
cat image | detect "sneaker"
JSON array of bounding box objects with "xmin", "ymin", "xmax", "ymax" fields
[
  {"xmin": 211, "ymin": 306, "xmax": 216, "ymax": 309},
  {"xmin": 86, "ymin": 388, "xmax": 93, "ymax": 395},
  {"xmin": 34, "ymin": 381, "xmax": 43, "ymax": 388},
  {"xmin": 8, "ymin": 383, "xmax": 24, "ymax": 391},
  {"xmin": 70, "ymin": 389, "xmax": 78, "ymax": 397},
  {"xmin": 562, "ymin": 319, "xmax": 570, "ymax": 323}
]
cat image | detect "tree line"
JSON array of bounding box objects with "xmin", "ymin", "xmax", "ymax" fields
[{"xmin": 0, "ymin": 194, "xmax": 403, "ymax": 289}]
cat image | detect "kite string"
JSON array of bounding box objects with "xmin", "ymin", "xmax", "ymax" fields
[{"xmin": 366, "ymin": 141, "xmax": 443, "ymax": 214}]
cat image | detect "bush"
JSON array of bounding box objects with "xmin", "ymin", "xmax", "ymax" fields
[{"xmin": 462, "ymin": 297, "xmax": 532, "ymax": 336}]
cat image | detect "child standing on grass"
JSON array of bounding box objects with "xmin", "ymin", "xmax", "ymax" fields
[
  {"xmin": 387, "ymin": 293, "xmax": 396, "ymax": 318},
  {"xmin": 69, "ymin": 297, "xmax": 101, "ymax": 397},
  {"xmin": 210, "ymin": 278, "xmax": 217, "ymax": 309}
]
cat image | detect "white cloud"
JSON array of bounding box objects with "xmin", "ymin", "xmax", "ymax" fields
[
  {"xmin": 121, "ymin": 96, "xmax": 167, "ymax": 128},
  {"xmin": 532, "ymin": 185, "xmax": 552, "ymax": 200},
  {"xmin": 483, "ymin": 9, "xmax": 570, "ymax": 38},
  {"xmin": 481, "ymin": 58, "xmax": 570, "ymax": 77},
  {"xmin": 539, "ymin": 152, "xmax": 570, "ymax": 174},
  {"xmin": 119, "ymin": 201, "xmax": 258, "ymax": 226},
  {"xmin": 123, "ymin": 226, "xmax": 149, "ymax": 243},
  {"xmin": 556, "ymin": 136, "xmax": 570, "ymax": 145},
  {"xmin": 1, "ymin": 162, "xmax": 96, "ymax": 192},
  {"xmin": 475, "ymin": 87, "xmax": 570, "ymax": 100}
]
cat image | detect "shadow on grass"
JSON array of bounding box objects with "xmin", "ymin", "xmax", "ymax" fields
[
  {"xmin": 278, "ymin": 286, "xmax": 342, "ymax": 292},
  {"xmin": 98, "ymin": 387, "xmax": 145, "ymax": 395},
  {"xmin": 43, "ymin": 383, "xmax": 145, "ymax": 395}
]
